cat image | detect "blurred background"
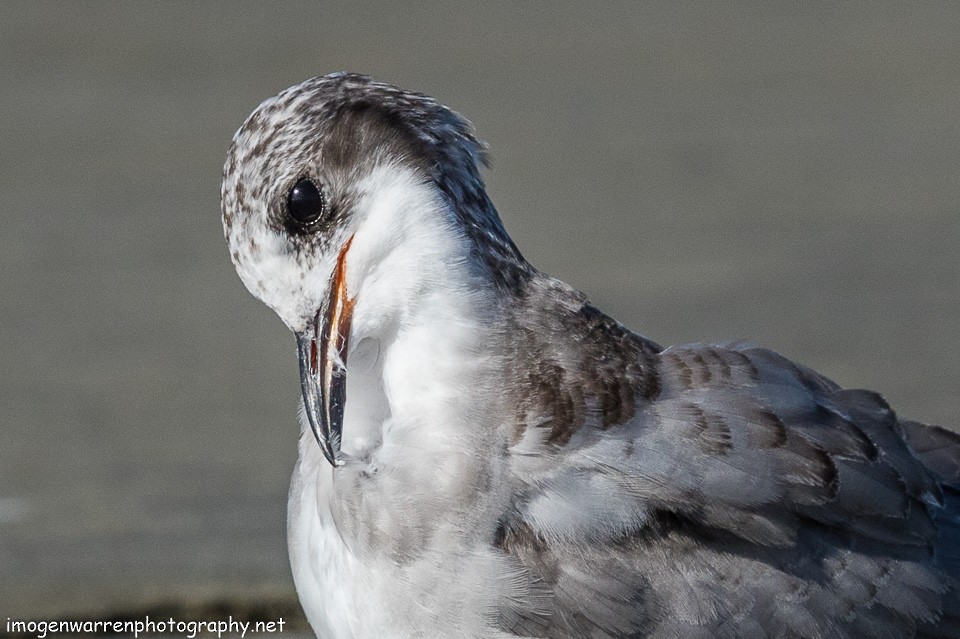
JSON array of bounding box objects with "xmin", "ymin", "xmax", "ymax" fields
[{"xmin": 1, "ymin": 0, "xmax": 958, "ymax": 625}]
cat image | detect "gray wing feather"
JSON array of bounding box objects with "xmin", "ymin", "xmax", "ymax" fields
[{"xmin": 499, "ymin": 341, "xmax": 960, "ymax": 638}]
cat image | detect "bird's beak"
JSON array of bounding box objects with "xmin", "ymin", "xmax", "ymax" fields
[{"xmin": 295, "ymin": 236, "xmax": 355, "ymax": 468}]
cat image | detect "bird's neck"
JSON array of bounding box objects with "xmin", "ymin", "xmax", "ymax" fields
[
  {"xmin": 305, "ymin": 216, "xmax": 513, "ymax": 560},
  {"xmin": 338, "ymin": 181, "xmax": 510, "ymax": 455},
  {"xmin": 336, "ymin": 175, "xmax": 536, "ymax": 454}
]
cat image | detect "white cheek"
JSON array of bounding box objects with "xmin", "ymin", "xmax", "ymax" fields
[{"xmin": 233, "ymin": 224, "xmax": 333, "ymax": 331}]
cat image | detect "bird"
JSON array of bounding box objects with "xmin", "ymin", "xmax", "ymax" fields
[{"xmin": 221, "ymin": 72, "xmax": 960, "ymax": 638}]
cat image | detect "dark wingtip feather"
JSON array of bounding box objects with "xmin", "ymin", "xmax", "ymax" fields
[{"xmin": 901, "ymin": 421, "xmax": 960, "ymax": 485}]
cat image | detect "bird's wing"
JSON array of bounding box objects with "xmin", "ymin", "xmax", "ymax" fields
[{"xmin": 498, "ymin": 331, "xmax": 960, "ymax": 638}]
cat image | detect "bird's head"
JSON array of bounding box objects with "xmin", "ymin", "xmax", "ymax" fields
[{"xmin": 221, "ymin": 73, "xmax": 518, "ymax": 467}]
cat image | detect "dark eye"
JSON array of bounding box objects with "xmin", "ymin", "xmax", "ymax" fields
[{"xmin": 286, "ymin": 178, "xmax": 326, "ymax": 228}]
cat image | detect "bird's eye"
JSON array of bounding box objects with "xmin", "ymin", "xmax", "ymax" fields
[{"xmin": 286, "ymin": 178, "xmax": 326, "ymax": 228}]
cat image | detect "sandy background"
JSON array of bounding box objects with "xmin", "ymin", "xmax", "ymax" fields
[{"xmin": 1, "ymin": 1, "xmax": 958, "ymax": 622}]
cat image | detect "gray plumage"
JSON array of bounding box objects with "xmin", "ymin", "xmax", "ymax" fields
[
  {"xmin": 494, "ymin": 277, "xmax": 960, "ymax": 638},
  {"xmin": 222, "ymin": 73, "xmax": 960, "ymax": 638}
]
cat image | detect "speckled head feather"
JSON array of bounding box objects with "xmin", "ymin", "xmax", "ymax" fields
[{"xmin": 222, "ymin": 72, "xmax": 529, "ymax": 322}]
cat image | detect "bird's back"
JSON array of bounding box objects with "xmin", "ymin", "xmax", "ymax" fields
[{"xmin": 493, "ymin": 273, "xmax": 960, "ymax": 638}]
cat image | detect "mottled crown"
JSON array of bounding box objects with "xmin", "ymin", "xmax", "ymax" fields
[{"xmin": 223, "ymin": 73, "xmax": 485, "ymax": 235}]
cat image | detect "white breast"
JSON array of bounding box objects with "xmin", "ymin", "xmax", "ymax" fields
[{"xmin": 287, "ymin": 429, "xmax": 361, "ymax": 639}]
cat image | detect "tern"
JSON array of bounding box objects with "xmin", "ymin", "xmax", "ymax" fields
[{"xmin": 222, "ymin": 73, "xmax": 959, "ymax": 638}]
